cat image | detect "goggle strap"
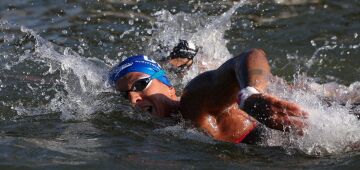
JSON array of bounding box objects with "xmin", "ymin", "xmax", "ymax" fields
[{"xmin": 150, "ymin": 70, "xmax": 165, "ymax": 79}]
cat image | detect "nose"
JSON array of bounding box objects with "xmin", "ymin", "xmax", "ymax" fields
[{"xmin": 128, "ymin": 91, "xmax": 142, "ymax": 105}]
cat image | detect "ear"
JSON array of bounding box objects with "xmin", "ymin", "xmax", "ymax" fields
[
  {"xmin": 169, "ymin": 86, "xmax": 175, "ymax": 92},
  {"xmin": 168, "ymin": 86, "xmax": 177, "ymax": 98}
]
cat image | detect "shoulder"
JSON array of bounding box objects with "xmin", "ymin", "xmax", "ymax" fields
[
  {"xmin": 179, "ymin": 70, "xmax": 239, "ymax": 120},
  {"xmin": 179, "ymin": 70, "xmax": 216, "ymax": 120}
]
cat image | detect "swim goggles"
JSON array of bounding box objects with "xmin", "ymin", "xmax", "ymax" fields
[{"xmin": 120, "ymin": 70, "xmax": 166, "ymax": 98}]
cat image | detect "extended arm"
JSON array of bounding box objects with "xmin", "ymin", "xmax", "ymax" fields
[
  {"xmin": 180, "ymin": 49, "xmax": 308, "ymax": 141},
  {"xmin": 232, "ymin": 49, "xmax": 308, "ymax": 133}
]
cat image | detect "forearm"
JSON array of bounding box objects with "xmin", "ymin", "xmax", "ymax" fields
[{"xmin": 234, "ymin": 49, "xmax": 271, "ymax": 92}]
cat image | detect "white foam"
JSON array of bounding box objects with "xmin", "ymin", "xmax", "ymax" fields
[
  {"xmin": 265, "ymin": 76, "xmax": 360, "ymax": 155},
  {"xmin": 13, "ymin": 27, "xmax": 115, "ymax": 121}
]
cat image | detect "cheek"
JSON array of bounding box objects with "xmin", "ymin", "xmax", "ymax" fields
[
  {"xmin": 148, "ymin": 87, "xmax": 172, "ymax": 99},
  {"xmin": 144, "ymin": 85, "xmax": 173, "ymax": 105},
  {"xmin": 148, "ymin": 81, "xmax": 171, "ymax": 95}
]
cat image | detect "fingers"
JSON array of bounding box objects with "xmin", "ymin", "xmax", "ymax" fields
[
  {"xmin": 299, "ymin": 110, "xmax": 309, "ymax": 118},
  {"xmin": 250, "ymin": 93, "xmax": 309, "ymax": 135},
  {"xmin": 283, "ymin": 105, "xmax": 308, "ymax": 118},
  {"xmin": 287, "ymin": 104, "xmax": 308, "ymax": 118}
]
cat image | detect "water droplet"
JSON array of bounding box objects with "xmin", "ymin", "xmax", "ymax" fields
[
  {"xmin": 128, "ymin": 20, "xmax": 134, "ymax": 25},
  {"xmin": 78, "ymin": 47, "xmax": 84, "ymax": 54},
  {"xmin": 109, "ymin": 35, "xmax": 115, "ymax": 42},
  {"xmin": 146, "ymin": 29, "xmax": 152, "ymax": 34},
  {"xmin": 310, "ymin": 40, "xmax": 316, "ymax": 47}
]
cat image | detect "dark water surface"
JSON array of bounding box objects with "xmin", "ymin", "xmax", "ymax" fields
[{"xmin": 1, "ymin": 0, "xmax": 360, "ymax": 169}]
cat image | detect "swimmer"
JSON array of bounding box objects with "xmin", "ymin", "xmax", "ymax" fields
[{"xmin": 108, "ymin": 43, "xmax": 308, "ymax": 144}]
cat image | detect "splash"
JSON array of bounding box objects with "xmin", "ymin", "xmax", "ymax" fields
[
  {"xmin": 149, "ymin": 1, "xmax": 249, "ymax": 85},
  {"xmin": 0, "ymin": 21, "xmax": 115, "ymax": 121},
  {"xmin": 265, "ymin": 75, "xmax": 360, "ymax": 155},
  {"xmin": 306, "ymin": 38, "xmax": 338, "ymax": 69},
  {"xmin": 24, "ymin": 27, "xmax": 114, "ymax": 120}
]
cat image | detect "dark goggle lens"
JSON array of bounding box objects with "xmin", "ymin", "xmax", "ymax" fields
[
  {"xmin": 132, "ymin": 78, "xmax": 150, "ymax": 91},
  {"xmin": 120, "ymin": 78, "xmax": 151, "ymax": 99}
]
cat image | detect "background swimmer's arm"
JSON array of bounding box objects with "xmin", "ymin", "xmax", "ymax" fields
[{"xmin": 169, "ymin": 58, "xmax": 193, "ymax": 68}]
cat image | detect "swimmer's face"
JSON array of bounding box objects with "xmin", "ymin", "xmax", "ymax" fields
[{"xmin": 115, "ymin": 72, "xmax": 178, "ymax": 117}]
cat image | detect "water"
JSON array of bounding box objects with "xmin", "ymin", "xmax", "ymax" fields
[{"xmin": 1, "ymin": 0, "xmax": 360, "ymax": 169}]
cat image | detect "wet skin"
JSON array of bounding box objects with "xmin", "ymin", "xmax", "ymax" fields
[
  {"xmin": 181, "ymin": 49, "xmax": 308, "ymax": 142},
  {"xmin": 116, "ymin": 49, "xmax": 308, "ymax": 143}
]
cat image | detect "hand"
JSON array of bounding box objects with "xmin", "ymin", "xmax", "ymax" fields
[
  {"xmin": 169, "ymin": 57, "xmax": 193, "ymax": 68},
  {"xmin": 243, "ymin": 93, "xmax": 308, "ymax": 134}
]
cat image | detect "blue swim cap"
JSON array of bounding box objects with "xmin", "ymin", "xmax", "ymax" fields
[{"xmin": 108, "ymin": 55, "xmax": 172, "ymax": 87}]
